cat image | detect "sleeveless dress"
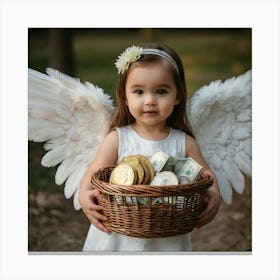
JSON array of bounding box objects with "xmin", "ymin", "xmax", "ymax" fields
[{"xmin": 82, "ymin": 125, "xmax": 192, "ymax": 251}]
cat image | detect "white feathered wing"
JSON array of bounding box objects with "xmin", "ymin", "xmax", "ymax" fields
[
  {"xmin": 188, "ymin": 70, "xmax": 252, "ymax": 204},
  {"xmin": 28, "ymin": 68, "xmax": 114, "ymax": 210}
]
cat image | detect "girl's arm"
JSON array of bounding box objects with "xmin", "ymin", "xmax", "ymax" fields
[
  {"xmin": 185, "ymin": 135, "xmax": 221, "ymax": 228},
  {"xmin": 79, "ymin": 130, "xmax": 119, "ymax": 233}
]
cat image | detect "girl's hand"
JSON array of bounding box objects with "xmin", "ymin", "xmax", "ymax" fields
[
  {"xmin": 195, "ymin": 185, "xmax": 221, "ymax": 229},
  {"xmin": 79, "ymin": 187, "xmax": 111, "ymax": 234},
  {"xmin": 185, "ymin": 136, "xmax": 221, "ymax": 228},
  {"xmin": 78, "ymin": 131, "xmax": 119, "ymax": 234}
]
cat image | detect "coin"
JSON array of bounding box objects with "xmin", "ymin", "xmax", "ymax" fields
[
  {"xmin": 109, "ymin": 163, "xmax": 135, "ymax": 185},
  {"xmin": 150, "ymin": 171, "xmax": 179, "ymax": 186},
  {"xmin": 132, "ymin": 166, "xmax": 138, "ymax": 184},
  {"xmin": 135, "ymin": 155, "xmax": 155, "ymax": 184},
  {"xmin": 121, "ymin": 155, "xmax": 145, "ymax": 184},
  {"xmin": 122, "ymin": 155, "xmax": 150, "ymax": 184},
  {"xmin": 134, "ymin": 164, "xmax": 145, "ymax": 184},
  {"xmin": 113, "ymin": 155, "xmax": 156, "ymax": 185},
  {"xmin": 122, "ymin": 155, "xmax": 139, "ymax": 166}
]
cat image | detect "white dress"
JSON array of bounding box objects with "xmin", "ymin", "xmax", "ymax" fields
[{"xmin": 82, "ymin": 125, "xmax": 192, "ymax": 252}]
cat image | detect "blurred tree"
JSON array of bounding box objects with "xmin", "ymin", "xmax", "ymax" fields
[
  {"xmin": 49, "ymin": 28, "xmax": 75, "ymax": 75},
  {"xmin": 140, "ymin": 28, "xmax": 161, "ymax": 42}
]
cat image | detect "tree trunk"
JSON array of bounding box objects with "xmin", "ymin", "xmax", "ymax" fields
[{"xmin": 48, "ymin": 29, "xmax": 75, "ymax": 76}]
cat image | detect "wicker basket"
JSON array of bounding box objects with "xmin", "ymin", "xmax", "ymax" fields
[{"xmin": 91, "ymin": 166, "xmax": 213, "ymax": 238}]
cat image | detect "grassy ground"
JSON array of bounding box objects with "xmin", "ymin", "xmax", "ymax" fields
[{"xmin": 28, "ymin": 177, "xmax": 251, "ymax": 251}]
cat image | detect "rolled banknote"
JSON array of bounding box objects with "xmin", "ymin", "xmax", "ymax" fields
[
  {"xmin": 149, "ymin": 150, "xmax": 170, "ymax": 173},
  {"xmin": 177, "ymin": 157, "xmax": 203, "ymax": 183},
  {"xmin": 174, "ymin": 157, "xmax": 188, "ymax": 174}
]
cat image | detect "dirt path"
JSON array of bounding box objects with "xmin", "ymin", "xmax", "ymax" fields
[
  {"xmin": 192, "ymin": 177, "xmax": 251, "ymax": 251},
  {"xmin": 28, "ymin": 178, "xmax": 251, "ymax": 252}
]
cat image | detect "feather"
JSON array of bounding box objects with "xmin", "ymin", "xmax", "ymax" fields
[
  {"xmin": 28, "ymin": 68, "xmax": 114, "ymax": 209},
  {"xmin": 215, "ymin": 170, "xmax": 233, "ymax": 205},
  {"xmin": 55, "ymin": 158, "xmax": 78, "ymax": 185},
  {"xmin": 64, "ymin": 165, "xmax": 87, "ymax": 199},
  {"xmin": 41, "ymin": 144, "xmax": 66, "ymax": 167},
  {"xmin": 232, "ymin": 125, "xmax": 250, "ymax": 140},
  {"xmin": 43, "ymin": 137, "xmax": 66, "ymax": 151},
  {"xmin": 236, "ymin": 109, "xmax": 251, "ymax": 122},
  {"xmin": 28, "ymin": 121, "xmax": 64, "ymax": 142},
  {"xmin": 73, "ymin": 188, "xmax": 81, "ymax": 210},
  {"xmin": 223, "ymin": 159, "xmax": 245, "ymax": 194},
  {"xmin": 235, "ymin": 152, "xmax": 251, "ymax": 177},
  {"xmin": 189, "ymin": 70, "xmax": 252, "ymax": 204}
]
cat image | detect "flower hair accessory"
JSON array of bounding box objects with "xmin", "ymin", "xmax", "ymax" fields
[
  {"xmin": 115, "ymin": 46, "xmax": 143, "ymax": 74},
  {"xmin": 115, "ymin": 45, "xmax": 180, "ymax": 74}
]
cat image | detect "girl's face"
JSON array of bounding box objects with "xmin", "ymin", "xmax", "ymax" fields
[{"xmin": 125, "ymin": 60, "xmax": 180, "ymax": 129}]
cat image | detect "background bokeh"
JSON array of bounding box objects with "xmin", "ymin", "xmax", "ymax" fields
[{"xmin": 28, "ymin": 28, "xmax": 252, "ymax": 251}]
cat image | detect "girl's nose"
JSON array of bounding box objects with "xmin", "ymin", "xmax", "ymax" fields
[{"xmin": 144, "ymin": 93, "xmax": 156, "ymax": 106}]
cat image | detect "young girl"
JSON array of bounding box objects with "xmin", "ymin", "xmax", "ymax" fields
[{"xmin": 79, "ymin": 43, "xmax": 221, "ymax": 251}]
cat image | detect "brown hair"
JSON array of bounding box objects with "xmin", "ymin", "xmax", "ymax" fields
[{"xmin": 109, "ymin": 43, "xmax": 194, "ymax": 137}]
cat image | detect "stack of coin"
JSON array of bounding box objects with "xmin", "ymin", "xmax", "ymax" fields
[{"xmin": 109, "ymin": 155, "xmax": 155, "ymax": 185}]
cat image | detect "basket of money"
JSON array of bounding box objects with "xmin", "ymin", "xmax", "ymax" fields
[{"xmin": 91, "ymin": 151, "xmax": 213, "ymax": 238}]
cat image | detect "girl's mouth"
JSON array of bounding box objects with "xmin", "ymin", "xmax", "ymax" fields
[{"xmin": 144, "ymin": 110, "xmax": 158, "ymax": 115}]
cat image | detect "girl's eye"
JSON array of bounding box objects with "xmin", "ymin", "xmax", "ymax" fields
[
  {"xmin": 157, "ymin": 89, "xmax": 168, "ymax": 95},
  {"xmin": 134, "ymin": 89, "xmax": 143, "ymax": 95}
]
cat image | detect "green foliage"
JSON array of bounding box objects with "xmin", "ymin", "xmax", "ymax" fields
[{"xmin": 28, "ymin": 28, "xmax": 251, "ymax": 192}]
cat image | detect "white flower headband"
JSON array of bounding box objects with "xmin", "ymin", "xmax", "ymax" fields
[{"xmin": 115, "ymin": 45, "xmax": 180, "ymax": 74}]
